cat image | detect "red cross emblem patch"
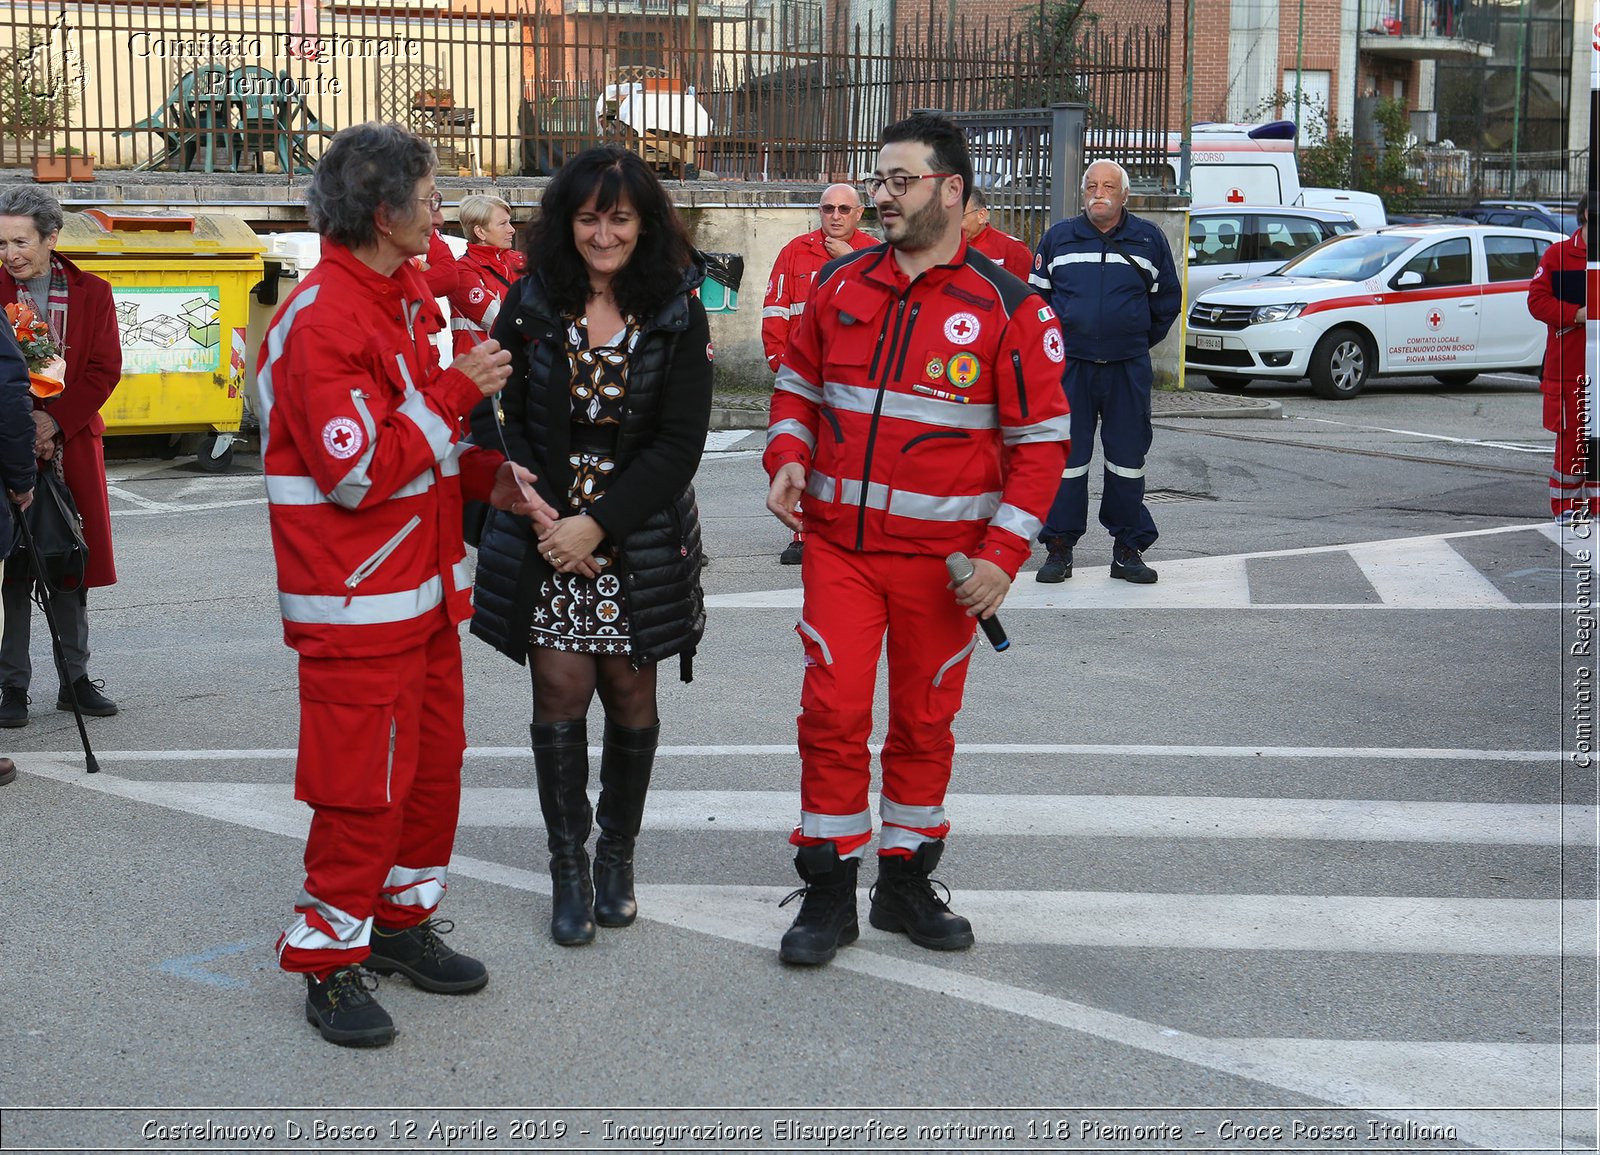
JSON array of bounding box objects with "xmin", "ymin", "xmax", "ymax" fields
[
  {"xmin": 322, "ymin": 416, "xmax": 364, "ymax": 460},
  {"xmin": 1426, "ymin": 309, "xmax": 1443, "ymax": 331},
  {"xmin": 944, "ymin": 312, "xmax": 980, "ymax": 346}
]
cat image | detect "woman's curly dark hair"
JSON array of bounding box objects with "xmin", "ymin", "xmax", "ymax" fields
[{"xmin": 526, "ymin": 146, "xmax": 694, "ymax": 319}]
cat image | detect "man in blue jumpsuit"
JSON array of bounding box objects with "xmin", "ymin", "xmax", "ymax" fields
[{"xmin": 1030, "ymin": 159, "xmax": 1180, "ymax": 583}]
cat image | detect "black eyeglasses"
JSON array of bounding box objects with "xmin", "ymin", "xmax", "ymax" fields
[{"xmin": 864, "ymin": 173, "xmax": 955, "ymax": 198}]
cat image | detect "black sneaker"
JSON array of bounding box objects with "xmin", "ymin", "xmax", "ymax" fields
[
  {"xmin": 365, "ymin": 918, "xmax": 488, "ymax": 994},
  {"xmin": 1036, "ymin": 544, "xmax": 1072, "ymax": 583},
  {"xmin": 779, "ymin": 539, "xmax": 804, "ymax": 566},
  {"xmin": 58, "ymin": 677, "xmax": 117, "ymax": 717},
  {"xmin": 304, "ymin": 967, "xmax": 395, "ymax": 1047},
  {"xmin": 1109, "ymin": 544, "xmax": 1158, "ymax": 584},
  {"xmin": 0, "ymin": 686, "xmax": 27, "ymax": 729}
]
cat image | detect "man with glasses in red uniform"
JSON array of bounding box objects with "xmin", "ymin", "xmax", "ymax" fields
[
  {"xmin": 761, "ymin": 184, "xmax": 877, "ymax": 565},
  {"xmin": 765, "ymin": 114, "xmax": 1069, "ymax": 967}
]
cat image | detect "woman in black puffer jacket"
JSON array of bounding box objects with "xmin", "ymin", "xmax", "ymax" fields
[{"xmin": 470, "ymin": 146, "xmax": 712, "ymax": 947}]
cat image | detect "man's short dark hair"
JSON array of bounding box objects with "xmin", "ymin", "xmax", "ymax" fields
[{"xmin": 878, "ymin": 114, "xmax": 972, "ymax": 208}]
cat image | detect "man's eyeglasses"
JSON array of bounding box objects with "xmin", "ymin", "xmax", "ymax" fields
[
  {"xmin": 863, "ymin": 172, "xmax": 955, "ymax": 198},
  {"xmin": 819, "ymin": 204, "xmax": 856, "ymax": 215},
  {"xmin": 418, "ymin": 191, "xmax": 444, "ymax": 212}
]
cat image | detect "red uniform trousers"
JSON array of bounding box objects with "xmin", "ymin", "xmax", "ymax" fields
[
  {"xmin": 1544, "ymin": 386, "xmax": 1597, "ymax": 517},
  {"xmin": 791, "ymin": 534, "xmax": 978, "ymax": 859},
  {"xmin": 277, "ymin": 620, "xmax": 467, "ymax": 976}
]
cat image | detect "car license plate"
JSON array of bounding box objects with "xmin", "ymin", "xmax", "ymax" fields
[{"xmin": 1194, "ymin": 335, "xmax": 1222, "ymax": 351}]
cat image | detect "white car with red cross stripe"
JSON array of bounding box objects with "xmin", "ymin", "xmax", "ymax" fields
[{"xmin": 1183, "ymin": 223, "xmax": 1561, "ymax": 399}]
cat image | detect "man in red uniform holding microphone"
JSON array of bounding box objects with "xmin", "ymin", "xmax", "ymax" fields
[
  {"xmin": 260, "ymin": 124, "xmax": 556, "ymax": 1047},
  {"xmin": 762, "ymin": 184, "xmax": 877, "ymax": 565},
  {"xmin": 765, "ymin": 114, "xmax": 1069, "ymax": 966}
]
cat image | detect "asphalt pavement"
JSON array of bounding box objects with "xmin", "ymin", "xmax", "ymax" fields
[{"xmin": 0, "ymin": 375, "xmax": 1590, "ymax": 1154}]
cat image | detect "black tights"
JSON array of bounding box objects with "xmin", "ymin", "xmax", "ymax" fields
[{"xmin": 530, "ymin": 646, "xmax": 658, "ymax": 729}]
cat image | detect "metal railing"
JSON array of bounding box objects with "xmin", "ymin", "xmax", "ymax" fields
[
  {"xmin": 0, "ymin": 0, "xmax": 1172, "ymax": 183},
  {"xmin": 1357, "ymin": 0, "xmax": 1489, "ymax": 42},
  {"xmin": 1402, "ymin": 145, "xmax": 1586, "ymax": 206}
]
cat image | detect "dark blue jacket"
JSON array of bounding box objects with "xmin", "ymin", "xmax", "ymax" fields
[
  {"xmin": 0, "ymin": 325, "xmax": 35, "ymax": 558},
  {"xmin": 1030, "ymin": 210, "xmax": 1181, "ymax": 363}
]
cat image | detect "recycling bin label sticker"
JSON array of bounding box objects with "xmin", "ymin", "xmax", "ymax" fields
[{"xmin": 114, "ymin": 286, "xmax": 224, "ymax": 375}]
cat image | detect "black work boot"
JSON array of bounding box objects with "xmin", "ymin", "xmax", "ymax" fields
[
  {"xmin": 1036, "ymin": 540, "xmax": 1073, "ymax": 583},
  {"xmin": 0, "ymin": 685, "xmax": 28, "ymax": 728},
  {"xmin": 58, "ymin": 676, "xmax": 117, "ymax": 716},
  {"xmin": 868, "ymin": 841, "xmax": 975, "ymax": 951},
  {"xmin": 532, "ymin": 719, "xmax": 595, "ymax": 946},
  {"xmin": 304, "ymin": 967, "xmax": 395, "ymax": 1047},
  {"xmin": 778, "ymin": 841, "xmax": 860, "ymax": 966},
  {"xmin": 1110, "ymin": 543, "xmax": 1158, "ymax": 584},
  {"xmin": 366, "ymin": 918, "xmax": 488, "ymax": 994},
  {"xmin": 593, "ymin": 719, "xmax": 659, "ymax": 928}
]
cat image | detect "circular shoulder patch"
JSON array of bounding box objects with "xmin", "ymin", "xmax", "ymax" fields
[
  {"xmin": 468, "ymin": 286, "xmax": 487, "ymax": 304},
  {"xmin": 944, "ymin": 312, "xmax": 981, "ymax": 345},
  {"xmin": 706, "ymin": 341, "xmax": 716, "ymax": 363},
  {"xmin": 1043, "ymin": 328, "xmax": 1064, "ymax": 363},
  {"xmin": 322, "ymin": 416, "xmax": 364, "ymax": 461}
]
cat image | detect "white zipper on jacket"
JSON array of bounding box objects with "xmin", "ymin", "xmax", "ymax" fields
[{"xmin": 343, "ymin": 514, "xmax": 423, "ymax": 601}]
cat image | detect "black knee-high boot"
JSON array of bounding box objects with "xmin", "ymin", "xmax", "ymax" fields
[
  {"xmin": 531, "ymin": 719, "xmax": 595, "ymax": 946},
  {"xmin": 593, "ymin": 720, "xmax": 658, "ymax": 927}
]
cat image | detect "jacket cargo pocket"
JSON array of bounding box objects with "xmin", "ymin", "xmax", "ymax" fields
[
  {"xmin": 294, "ymin": 655, "xmax": 405, "ymax": 809},
  {"xmin": 881, "ymin": 429, "xmax": 1000, "ymax": 544}
]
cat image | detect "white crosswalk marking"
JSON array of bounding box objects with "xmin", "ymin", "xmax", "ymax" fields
[{"xmin": 1347, "ymin": 536, "xmax": 1511, "ymax": 606}]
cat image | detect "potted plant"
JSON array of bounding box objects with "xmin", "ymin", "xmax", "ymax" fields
[
  {"xmin": 31, "ymin": 146, "xmax": 91, "ymax": 182},
  {"xmin": 413, "ymin": 87, "xmax": 454, "ymax": 110}
]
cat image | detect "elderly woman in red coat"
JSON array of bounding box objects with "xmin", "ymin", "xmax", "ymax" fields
[{"xmin": 0, "ymin": 187, "xmax": 120, "ymax": 724}]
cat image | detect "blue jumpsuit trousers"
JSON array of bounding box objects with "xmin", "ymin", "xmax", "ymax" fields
[{"xmin": 1040, "ymin": 356, "xmax": 1159, "ymax": 552}]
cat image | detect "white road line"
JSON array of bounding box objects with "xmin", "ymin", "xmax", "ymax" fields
[
  {"xmin": 109, "ymin": 782, "xmax": 1594, "ymax": 846},
  {"xmin": 1297, "ymin": 416, "xmax": 1551, "ymax": 454},
  {"xmin": 17, "ymin": 755, "xmax": 1589, "ymax": 1148},
  {"xmin": 22, "ymin": 742, "xmax": 1559, "ymax": 762},
  {"xmin": 1347, "ymin": 537, "xmax": 1512, "ymax": 607}
]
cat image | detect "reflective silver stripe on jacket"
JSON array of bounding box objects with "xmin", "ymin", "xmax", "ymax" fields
[
  {"xmin": 451, "ymin": 557, "xmax": 472, "ymax": 592},
  {"xmin": 328, "ymin": 388, "xmax": 381, "ymax": 508},
  {"xmin": 799, "ymin": 808, "xmax": 873, "ymax": 839},
  {"xmin": 278, "ymin": 890, "xmax": 371, "ymax": 959},
  {"xmin": 1042, "ymin": 249, "xmax": 1160, "ymax": 291},
  {"xmin": 394, "ymin": 358, "xmax": 456, "ymax": 461},
  {"xmin": 1003, "ymin": 413, "xmax": 1072, "ymax": 445},
  {"xmin": 767, "ymin": 419, "xmax": 816, "ymax": 452},
  {"xmin": 255, "ymin": 284, "xmax": 323, "ymax": 459},
  {"xmin": 762, "ymin": 306, "xmax": 788, "ymax": 319},
  {"xmin": 990, "ymin": 501, "xmax": 1042, "ymax": 542},
  {"xmin": 381, "ymin": 864, "xmax": 448, "ymax": 911},
  {"xmin": 804, "ymin": 470, "xmax": 1000, "ymax": 523},
  {"xmin": 279, "ymin": 575, "xmax": 444, "ymax": 626},
  {"xmin": 266, "ymin": 469, "xmax": 437, "ymax": 506},
  {"xmin": 774, "ymin": 365, "xmax": 824, "ymax": 404},
  {"xmin": 824, "ymin": 380, "xmax": 997, "ymax": 430}
]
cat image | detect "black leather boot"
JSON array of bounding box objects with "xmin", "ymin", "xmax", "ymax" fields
[
  {"xmin": 593, "ymin": 719, "xmax": 658, "ymax": 928},
  {"xmin": 531, "ymin": 719, "xmax": 595, "ymax": 946},
  {"xmin": 868, "ymin": 840, "xmax": 975, "ymax": 951},
  {"xmin": 778, "ymin": 841, "xmax": 860, "ymax": 966}
]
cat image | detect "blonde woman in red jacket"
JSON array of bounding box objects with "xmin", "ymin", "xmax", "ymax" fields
[{"xmin": 448, "ymin": 194, "xmax": 525, "ymax": 356}]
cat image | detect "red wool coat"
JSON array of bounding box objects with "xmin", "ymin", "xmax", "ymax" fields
[{"xmin": 0, "ymin": 253, "xmax": 121, "ymax": 587}]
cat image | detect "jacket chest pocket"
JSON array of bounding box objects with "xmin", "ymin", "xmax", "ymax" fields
[{"xmin": 882, "ymin": 428, "xmax": 999, "ymax": 541}]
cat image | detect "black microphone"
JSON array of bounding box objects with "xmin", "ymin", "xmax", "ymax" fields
[{"xmin": 945, "ymin": 552, "xmax": 1009, "ymax": 652}]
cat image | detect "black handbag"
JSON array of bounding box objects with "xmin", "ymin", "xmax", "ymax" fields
[{"xmin": 18, "ymin": 469, "xmax": 88, "ymax": 593}]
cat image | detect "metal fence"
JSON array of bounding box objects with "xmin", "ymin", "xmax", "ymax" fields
[{"xmin": 0, "ymin": 0, "xmax": 1172, "ymax": 183}]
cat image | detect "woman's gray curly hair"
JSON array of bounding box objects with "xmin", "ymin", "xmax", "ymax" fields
[
  {"xmin": 0, "ymin": 186, "xmax": 65, "ymax": 241},
  {"xmin": 306, "ymin": 122, "xmax": 437, "ymax": 249}
]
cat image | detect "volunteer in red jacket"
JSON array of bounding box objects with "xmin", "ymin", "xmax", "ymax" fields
[
  {"xmin": 448, "ymin": 194, "xmax": 525, "ymax": 356},
  {"xmin": 761, "ymin": 184, "xmax": 876, "ymax": 565},
  {"xmin": 1527, "ymin": 198, "xmax": 1592, "ymax": 519},
  {"xmin": 765, "ymin": 114, "xmax": 1069, "ymax": 966},
  {"xmin": 962, "ymin": 187, "xmax": 1033, "ymax": 276},
  {"xmin": 260, "ymin": 124, "xmax": 556, "ymax": 1048}
]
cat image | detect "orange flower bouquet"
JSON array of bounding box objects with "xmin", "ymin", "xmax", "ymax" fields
[{"xmin": 5, "ymin": 300, "xmax": 64, "ymax": 398}]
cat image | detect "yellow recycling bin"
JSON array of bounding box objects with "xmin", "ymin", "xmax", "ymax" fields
[{"xmin": 57, "ymin": 210, "xmax": 265, "ymax": 453}]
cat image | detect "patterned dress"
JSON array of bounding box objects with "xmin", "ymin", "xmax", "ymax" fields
[{"xmin": 528, "ymin": 315, "xmax": 641, "ymax": 655}]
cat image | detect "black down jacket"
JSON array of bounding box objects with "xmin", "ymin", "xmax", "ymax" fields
[{"xmin": 469, "ymin": 260, "xmax": 713, "ymax": 679}]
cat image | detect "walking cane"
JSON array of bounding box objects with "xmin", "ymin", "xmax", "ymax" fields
[{"xmin": 10, "ymin": 496, "xmax": 98, "ymax": 773}]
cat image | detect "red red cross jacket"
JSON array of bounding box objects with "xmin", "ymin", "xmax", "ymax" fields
[
  {"xmin": 448, "ymin": 243, "xmax": 525, "ymax": 356},
  {"xmin": 764, "ymin": 241, "xmax": 1071, "ymax": 576},
  {"xmin": 259, "ymin": 239, "xmax": 503, "ymax": 659},
  {"xmin": 1527, "ymin": 228, "xmax": 1588, "ymax": 401},
  {"xmin": 967, "ymin": 224, "xmax": 1034, "ymax": 279},
  {"xmin": 761, "ymin": 227, "xmax": 878, "ymax": 370}
]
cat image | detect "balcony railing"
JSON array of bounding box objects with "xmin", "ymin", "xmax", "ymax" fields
[{"xmin": 1357, "ymin": 0, "xmax": 1493, "ymax": 59}]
